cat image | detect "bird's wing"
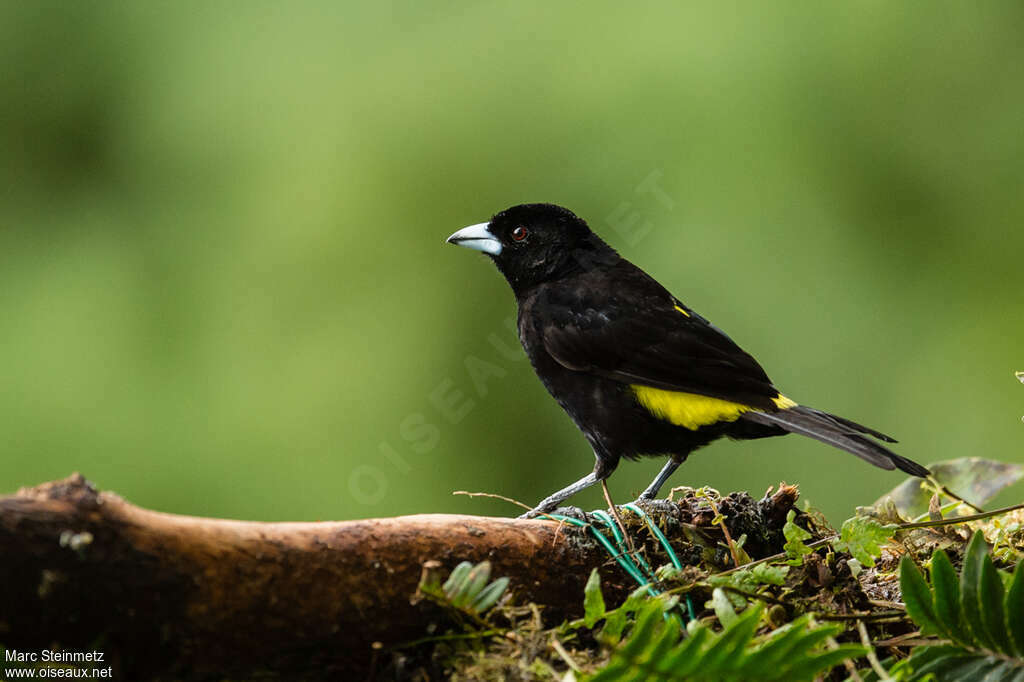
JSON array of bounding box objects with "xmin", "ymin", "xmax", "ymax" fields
[{"xmin": 538, "ymin": 273, "xmax": 782, "ymax": 409}]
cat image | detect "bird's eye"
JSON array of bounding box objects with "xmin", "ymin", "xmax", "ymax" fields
[{"xmin": 512, "ymin": 226, "xmax": 529, "ymax": 242}]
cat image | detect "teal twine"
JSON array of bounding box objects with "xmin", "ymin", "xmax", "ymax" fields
[
  {"xmin": 591, "ymin": 510, "xmax": 657, "ymax": 583},
  {"xmin": 623, "ymin": 503, "xmax": 696, "ymax": 622},
  {"xmin": 545, "ymin": 506, "xmax": 695, "ymax": 623},
  {"xmin": 546, "ymin": 512, "xmax": 652, "ymax": 589},
  {"xmin": 622, "ymin": 503, "xmax": 681, "ymax": 570}
]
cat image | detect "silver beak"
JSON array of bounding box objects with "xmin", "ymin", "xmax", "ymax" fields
[{"xmin": 446, "ymin": 222, "xmax": 503, "ymax": 256}]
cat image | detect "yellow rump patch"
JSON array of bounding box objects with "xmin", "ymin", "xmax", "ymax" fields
[
  {"xmin": 630, "ymin": 386, "xmax": 798, "ymax": 430},
  {"xmin": 673, "ymin": 304, "xmax": 690, "ymax": 317},
  {"xmin": 772, "ymin": 394, "xmax": 797, "ymax": 409},
  {"xmin": 631, "ymin": 385, "xmax": 751, "ymax": 429}
]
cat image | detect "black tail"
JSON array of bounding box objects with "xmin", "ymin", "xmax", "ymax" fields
[{"xmin": 741, "ymin": 405, "xmax": 930, "ymax": 478}]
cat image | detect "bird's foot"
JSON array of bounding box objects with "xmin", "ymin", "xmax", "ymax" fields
[
  {"xmin": 517, "ymin": 505, "xmax": 588, "ymax": 522},
  {"xmin": 626, "ymin": 496, "xmax": 678, "ymax": 516}
]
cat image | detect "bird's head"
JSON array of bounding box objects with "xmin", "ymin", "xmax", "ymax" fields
[{"xmin": 447, "ymin": 203, "xmax": 614, "ymax": 292}]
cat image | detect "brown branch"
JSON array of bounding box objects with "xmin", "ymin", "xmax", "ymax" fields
[
  {"xmin": 0, "ymin": 475, "xmax": 802, "ymax": 680},
  {"xmin": 0, "ymin": 474, "xmax": 635, "ymax": 680}
]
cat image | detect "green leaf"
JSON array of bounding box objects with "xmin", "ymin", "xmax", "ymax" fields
[
  {"xmin": 875, "ymin": 457, "xmax": 1023, "ymax": 519},
  {"xmin": 583, "ymin": 568, "xmax": 606, "ymax": 628},
  {"xmin": 661, "ymin": 625, "xmax": 710, "ymax": 677},
  {"xmin": 909, "ymin": 650, "xmax": 1003, "ymax": 681},
  {"xmin": 740, "ymin": 616, "xmax": 831, "ymax": 672},
  {"xmin": 708, "ymin": 564, "xmax": 787, "ymax": 605},
  {"xmin": 599, "ymin": 611, "xmax": 628, "ymax": 644},
  {"xmin": 644, "ymin": 620, "xmax": 690, "ymax": 676},
  {"xmin": 832, "ymin": 516, "xmax": 895, "ymax": 567},
  {"xmin": 594, "ymin": 601, "xmax": 862, "ymax": 682},
  {"xmin": 451, "ymin": 560, "xmax": 491, "ymax": 607},
  {"xmin": 467, "ymin": 561, "xmax": 492, "ymax": 596},
  {"xmin": 979, "ymin": 550, "xmax": 1014, "ymax": 654},
  {"xmin": 711, "ymin": 587, "xmax": 740, "ymax": 628},
  {"xmin": 894, "ymin": 644, "xmax": 963, "ymax": 680},
  {"xmin": 442, "ymin": 560, "xmax": 473, "ymax": 598},
  {"xmin": 784, "ymin": 645, "xmax": 867, "ymax": 681},
  {"xmin": 615, "ymin": 601, "xmax": 670, "ymax": 667},
  {"xmin": 697, "ymin": 604, "xmax": 763, "ymax": 671},
  {"xmin": 930, "ymin": 550, "xmax": 965, "ymax": 644},
  {"xmin": 749, "ymin": 563, "xmax": 789, "ymax": 586},
  {"xmin": 469, "ymin": 576, "xmax": 509, "ymax": 613},
  {"xmin": 859, "ymin": 496, "xmax": 907, "ymax": 525},
  {"xmin": 900, "ymin": 555, "xmax": 942, "ymax": 636},
  {"xmin": 1007, "ymin": 561, "xmax": 1024, "ymax": 657},
  {"xmin": 960, "ymin": 531, "xmax": 995, "ymax": 650},
  {"xmin": 783, "ymin": 510, "xmax": 813, "ymax": 565},
  {"xmin": 601, "ymin": 585, "xmax": 649, "ymax": 643},
  {"xmin": 888, "ymin": 544, "xmax": 1024, "ymax": 681}
]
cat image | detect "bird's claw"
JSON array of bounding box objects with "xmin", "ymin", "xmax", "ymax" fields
[
  {"xmin": 517, "ymin": 505, "xmax": 588, "ymax": 521},
  {"xmin": 627, "ymin": 496, "xmax": 678, "ymax": 516}
]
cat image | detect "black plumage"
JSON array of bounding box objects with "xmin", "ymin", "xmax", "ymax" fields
[{"xmin": 447, "ymin": 203, "xmax": 929, "ymax": 517}]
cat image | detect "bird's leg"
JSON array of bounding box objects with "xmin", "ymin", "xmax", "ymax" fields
[
  {"xmin": 635, "ymin": 456, "xmax": 684, "ymax": 502},
  {"xmin": 518, "ymin": 451, "xmax": 619, "ymax": 519},
  {"xmin": 517, "ymin": 472, "xmax": 600, "ymax": 519}
]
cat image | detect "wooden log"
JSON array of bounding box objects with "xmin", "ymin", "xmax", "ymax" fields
[
  {"xmin": 0, "ymin": 475, "xmax": 635, "ymax": 679},
  {"xmin": 0, "ymin": 474, "xmax": 799, "ymax": 679}
]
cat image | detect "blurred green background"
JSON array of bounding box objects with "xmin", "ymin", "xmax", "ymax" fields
[{"xmin": 2, "ymin": 3, "xmax": 1022, "ymax": 524}]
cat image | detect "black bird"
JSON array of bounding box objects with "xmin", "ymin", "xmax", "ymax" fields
[{"xmin": 446, "ymin": 203, "xmax": 929, "ymax": 518}]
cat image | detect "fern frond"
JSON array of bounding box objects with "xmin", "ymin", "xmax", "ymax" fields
[
  {"xmin": 588, "ymin": 601, "xmax": 865, "ymax": 681},
  {"xmin": 895, "ymin": 530, "xmax": 1024, "ymax": 681}
]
